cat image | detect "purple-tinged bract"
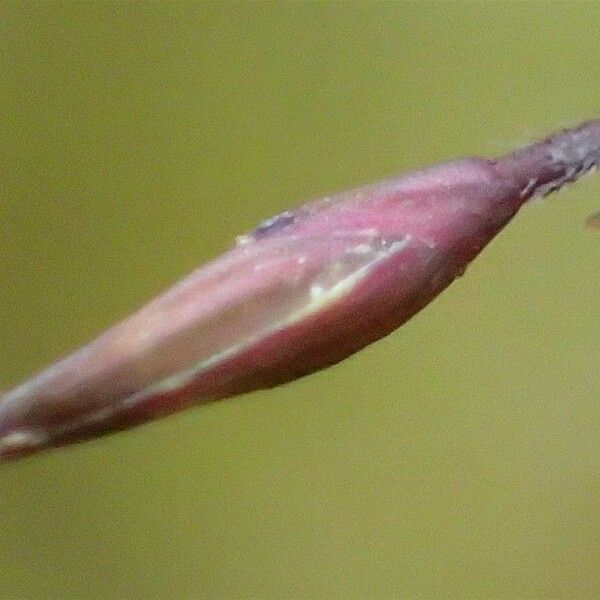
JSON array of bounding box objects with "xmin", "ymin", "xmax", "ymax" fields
[{"xmin": 1, "ymin": 121, "xmax": 599, "ymax": 459}]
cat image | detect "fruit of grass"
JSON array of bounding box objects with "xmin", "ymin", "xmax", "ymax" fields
[{"xmin": 1, "ymin": 120, "xmax": 599, "ymax": 460}]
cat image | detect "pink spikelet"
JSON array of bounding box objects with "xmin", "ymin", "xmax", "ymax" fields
[{"xmin": 2, "ymin": 120, "xmax": 599, "ymax": 460}]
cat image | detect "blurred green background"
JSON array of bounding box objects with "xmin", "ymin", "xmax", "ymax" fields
[{"xmin": 2, "ymin": 2, "xmax": 600, "ymax": 598}]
